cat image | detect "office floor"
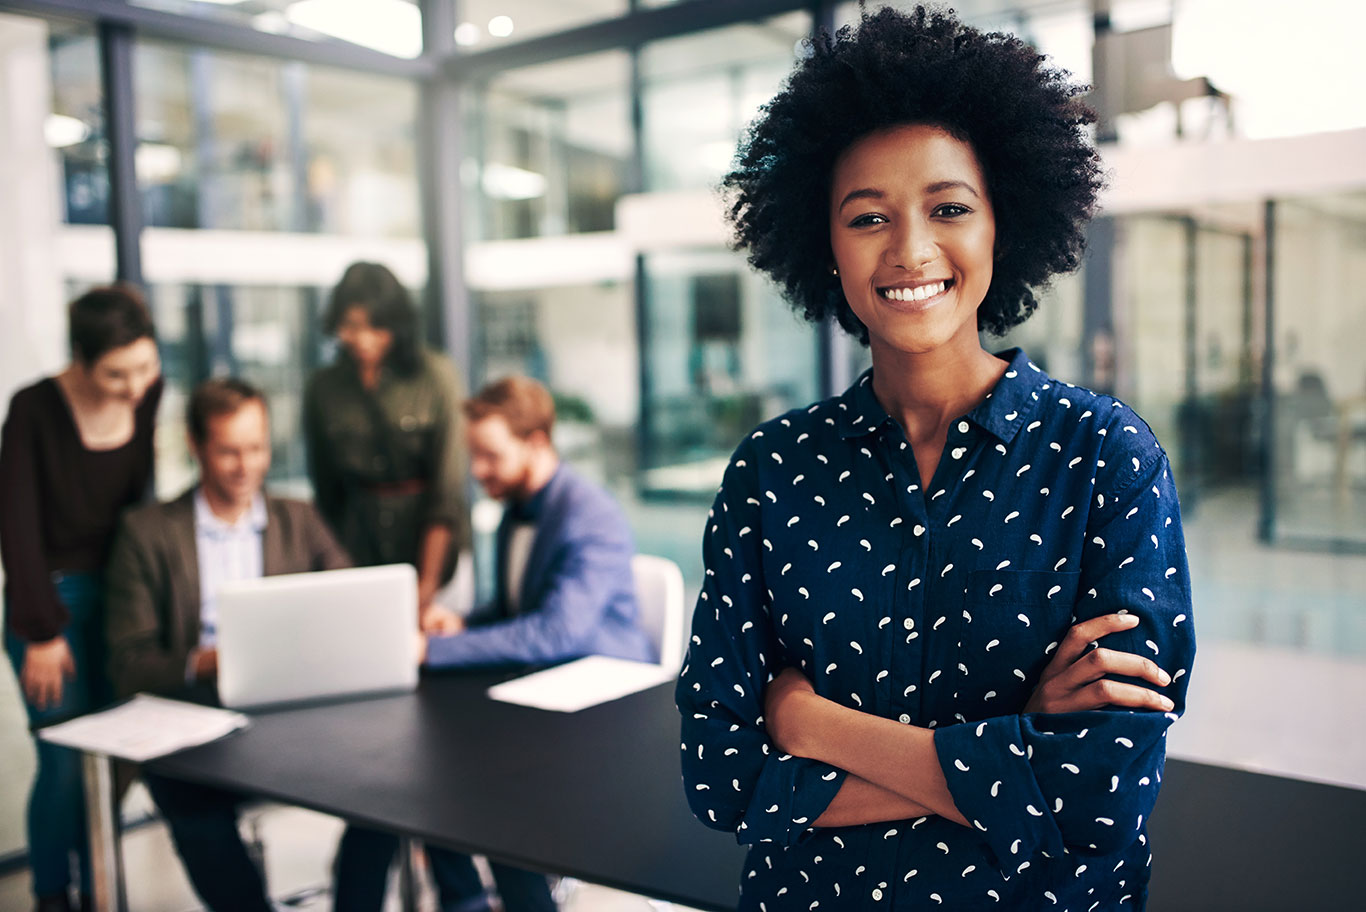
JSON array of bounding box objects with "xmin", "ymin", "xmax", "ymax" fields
[{"xmin": 1, "ymin": 485, "xmax": 1363, "ymax": 909}]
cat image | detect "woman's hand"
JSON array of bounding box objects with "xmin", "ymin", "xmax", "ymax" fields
[
  {"xmin": 22, "ymin": 637, "xmax": 75, "ymax": 710},
  {"xmin": 764, "ymin": 666, "xmax": 821, "ymax": 756},
  {"xmin": 1024, "ymin": 613, "xmax": 1174, "ymax": 714}
]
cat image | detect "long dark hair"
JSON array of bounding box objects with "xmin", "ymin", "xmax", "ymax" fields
[{"xmin": 324, "ymin": 262, "xmax": 422, "ymax": 376}]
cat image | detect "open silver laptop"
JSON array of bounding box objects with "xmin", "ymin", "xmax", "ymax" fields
[{"xmin": 215, "ymin": 564, "xmax": 418, "ymax": 710}]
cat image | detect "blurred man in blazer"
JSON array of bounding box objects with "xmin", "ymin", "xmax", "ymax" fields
[{"xmin": 105, "ymin": 377, "xmax": 348, "ymax": 912}]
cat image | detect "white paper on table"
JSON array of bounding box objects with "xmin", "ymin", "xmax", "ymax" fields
[
  {"xmin": 487, "ymin": 655, "xmax": 676, "ymax": 712},
  {"xmin": 38, "ymin": 694, "xmax": 250, "ymax": 762}
]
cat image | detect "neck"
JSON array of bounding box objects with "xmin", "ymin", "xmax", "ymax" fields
[
  {"xmin": 201, "ymin": 484, "xmax": 256, "ymax": 525},
  {"xmin": 357, "ymin": 361, "xmax": 381, "ymax": 390},
  {"xmin": 868, "ymin": 337, "xmax": 1007, "ymax": 440},
  {"xmin": 517, "ymin": 452, "xmax": 560, "ymax": 502},
  {"xmin": 58, "ymin": 365, "xmax": 113, "ymax": 410}
]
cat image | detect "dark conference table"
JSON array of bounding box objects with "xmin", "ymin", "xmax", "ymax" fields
[{"xmin": 82, "ymin": 669, "xmax": 1365, "ymax": 912}]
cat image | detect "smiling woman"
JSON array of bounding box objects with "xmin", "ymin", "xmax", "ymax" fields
[{"xmin": 678, "ymin": 7, "xmax": 1195, "ymax": 911}]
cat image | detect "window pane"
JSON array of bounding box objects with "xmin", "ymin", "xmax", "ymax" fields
[
  {"xmin": 469, "ymin": 52, "xmax": 631, "ymax": 241},
  {"xmin": 135, "ymin": 41, "xmax": 420, "ymax": 235},
  {"xmin": 639, "ymin": 249, "xmax": 820, "ymax": 498},
  {"xmin": 640, "ymin": 13, "xmax": 809, "ymax": 192},
  {"xmin": 1271, "ymin": 193, "xmax": 1366, "ymax": 548},
  {"xmin": 51, "ymin": 24, "xmax": 108, "ymax": 225}
]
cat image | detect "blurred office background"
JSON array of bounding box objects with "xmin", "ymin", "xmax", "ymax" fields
[{"xmin": 0, "ymin": 0, "xmax": 1363, "ymax": 907}]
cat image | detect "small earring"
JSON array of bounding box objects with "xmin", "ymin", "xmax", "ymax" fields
[{"xmin": 831, "ymin": 266, "xmax": 839, "ymax": 276}]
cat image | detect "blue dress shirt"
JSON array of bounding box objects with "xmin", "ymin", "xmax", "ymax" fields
[{"xmin": 677, "ymin": 349, "xmax": 1195, "ymax": 911}]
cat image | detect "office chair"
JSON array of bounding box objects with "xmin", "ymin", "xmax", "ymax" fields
[{"xmin": 631, "ymin": 554, "xmax": 686, "ymax": 673}]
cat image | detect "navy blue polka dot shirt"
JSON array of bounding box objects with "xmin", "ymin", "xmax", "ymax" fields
[{"xmin": 677, "ymin": 349, "xmax": 1196, "ymax": 911}]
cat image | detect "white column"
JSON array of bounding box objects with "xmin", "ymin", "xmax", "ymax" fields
[{"xmin": 0, "ymin": 13, "xmax": 68, "ymax": 405}]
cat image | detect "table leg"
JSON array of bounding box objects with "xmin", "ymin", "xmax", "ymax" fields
[
  {"xmin": 398, "ymin": 836, "xmax": 418, "ymax": 912},
  {"xmin": 82, "ymin": 752, "xmax": 126, "ymax": 912}
]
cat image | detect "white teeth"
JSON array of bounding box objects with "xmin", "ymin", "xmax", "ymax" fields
[{"xmin": 884, "ymin": 281, "xmax": 947, "ymax": 302}]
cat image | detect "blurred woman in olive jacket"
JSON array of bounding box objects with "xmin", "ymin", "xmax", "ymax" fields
[{"xmin": 303, "ymin": 262, "xmax": 470, "ymax": 620}]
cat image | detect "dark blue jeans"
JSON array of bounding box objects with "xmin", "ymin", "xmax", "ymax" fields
[
  {"xmin": 334, "ymin": 824, "xmax": 556, "ymax": 912},
  {"xmin": 4, "ymin": 571, "xmax": 109, "ymax": 899}
]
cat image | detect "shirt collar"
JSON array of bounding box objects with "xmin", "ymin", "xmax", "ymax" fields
[
  {"xmin": 194, "ymin": 488, "xmax": 268, "ymax": 538},
  {"xmin": 506, "ymin": 463, "xmax": 560, "ymax": 523},
  {"xmin": 836, "ymin": 348, "xmax": 1044, "ymax": 445}
]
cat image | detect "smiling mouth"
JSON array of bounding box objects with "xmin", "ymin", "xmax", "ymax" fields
[{"xmin": 880, "ymin": 280, "xmax": 953, "ymax": 302}]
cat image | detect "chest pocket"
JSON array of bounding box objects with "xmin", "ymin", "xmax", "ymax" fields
[{"xmin": 953, "ymin": 569, "xmax": 1080, "ymax": 715}]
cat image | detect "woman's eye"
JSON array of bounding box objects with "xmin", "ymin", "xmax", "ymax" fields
[
  {"xmin": 849, "ymin": 213, "xmax": 887, "ymax": 227},
  {"xmin": 934, "ymin": 203, "xmax": 971, "ymax": 218}
]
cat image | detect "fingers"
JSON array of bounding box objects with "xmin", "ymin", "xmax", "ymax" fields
[
  {"xmin": 23, "ymin": 666, "xmax": 63, "ymax": 710},
  {"xmin": 1056, "ymin": 647, "xmax": 1171, "ymax": 691},
  {"xmin": 1066, "ymin": 678, "xmax": 1175, "ymax": 713},
  {"xmin": 1049, "ymin": 613, "xmax": 1141, "ymax": 672}
]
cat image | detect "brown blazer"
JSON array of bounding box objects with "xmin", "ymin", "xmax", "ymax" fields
[{"xmin": 104, "ymin": 488, "xmax": 351, "ymax": 698}]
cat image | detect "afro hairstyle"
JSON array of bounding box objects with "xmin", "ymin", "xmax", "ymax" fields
[{"xmin": 723, "ymin": 4, "xmax": 1105, "ymax": 342}]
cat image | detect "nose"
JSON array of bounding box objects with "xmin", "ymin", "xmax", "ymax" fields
[{"xmin": 884, "ymin": 214, "xmax": 936, "ymax": 271}]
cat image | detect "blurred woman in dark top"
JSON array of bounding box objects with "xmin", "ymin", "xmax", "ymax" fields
[
  {"xmin": 303, "ymin": 262, "xmax": 470, "ymax": 621},
  {"xmin": 1, "ymin": 284, "xmax": 161, "ymax": 912}
]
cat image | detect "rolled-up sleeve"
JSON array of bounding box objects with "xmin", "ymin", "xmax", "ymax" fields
[
  {"xmin": 676, "ymin": 442, "xmax": 846, "ymax": 847},
  {"xmin": 424, "ymin": 355, "xmax": 469, "ymax": 543},
  {"xmin": 934, "ymin": 445, "xmax": 1195, "ymax": 863}
]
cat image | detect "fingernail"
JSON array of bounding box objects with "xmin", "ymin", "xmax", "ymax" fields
[
  {"xmin": 1121, "ymin": 614, "xmax": 1140, "ymax": 625},
  {"xmin": 1159, "ymin": 669, "xmax": 1171, "ymax": 685},
  {"xmin": 1161, "ymin": 697, "xmax": 1174, "ymax": 710}
]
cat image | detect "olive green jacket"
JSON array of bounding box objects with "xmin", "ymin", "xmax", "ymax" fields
[{"xmin": 303, "ymin": 349, "xmax": 470, "ymax": 570}]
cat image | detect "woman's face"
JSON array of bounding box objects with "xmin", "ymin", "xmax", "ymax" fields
[
  {"xmin": 336, "ymin": 304, "xmax": 394, "ymax": 371},
  {"xmin": 82, "ymin": 337, "xmax": 160, "ymax": 405},
  {"xmin": 829, "ymin": 123, "xmax": 996, "ymax": 357}
]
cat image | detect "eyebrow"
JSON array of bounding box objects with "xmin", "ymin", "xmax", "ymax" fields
[{"xmin": 837, "ymin": 180, "xmax": 983, "ymax": 211}]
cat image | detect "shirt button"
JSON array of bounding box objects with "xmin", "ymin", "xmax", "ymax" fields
[
  {"xmin": 903, "ymin": 618, "xmax": 914, "ymax": 630},
  {"xmin": 958, "ymin": 420, "xmax": 970, "ymax": 433},
  {"xmin": 899, "ymin": 714, "xmax": 911, "ymax": 724},
  {"xmin": 872, "ymin": 888, "xmax": 884, "ymax": 901}
]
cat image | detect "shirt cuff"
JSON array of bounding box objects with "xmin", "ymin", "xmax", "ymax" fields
[
  {"xmin": 740, "ymin": 752, "xmax": 847, "ymax": 847},
  {"xmin": 934, "ymin": 715, "xmax": 1066, "ymax": 866}
]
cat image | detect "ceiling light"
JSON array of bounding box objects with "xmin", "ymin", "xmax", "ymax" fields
[
  {"xmin": 252, "ymin": 11, "xmax": 290, "ymax": 34},
  {"xmin": 285, "ymin": 0, "xmax": 422, "ymax": 58},
  {"xmin": 488, "ymin": 15, "xmax": 514, "ymax": 38},
  {"xmin": 135, "ymin": 143, "xmax": 183, "ymax": 183},
  {"xmin": 454, "ymin": 22, "xmax": 480, "ymax": 46},
  {"xmin": 44, "ymin": 113, "xmax": 90, "ymax": 148},
  {"xmin": 481, "ymin": 162, "xmax": 546, "ymax": 201}
]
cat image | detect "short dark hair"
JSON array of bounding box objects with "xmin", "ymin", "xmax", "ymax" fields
[
  {"xmin": 187, "ymin": 377, "xmax": 267, "ymax": 444},
  {"xmin": 68, "ymin": 284, "xmax": 156, "ymax": 364},
  {"xmin": 324, "ymin": 262, "xmax": 421, "ymax": 375},
  {"xmin": 723, "ymin": 5, "xmax": 1105, "ymax": 342},
  {"xmin": 464, "ymin": 376, "xmax": 556, "ymax": 440}
]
